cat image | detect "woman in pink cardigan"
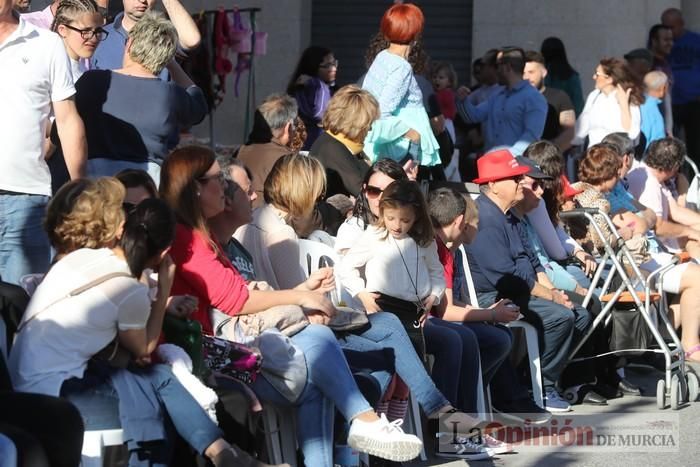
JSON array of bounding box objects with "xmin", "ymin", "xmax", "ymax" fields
[{"xmin": 159, "ymin": 145, "xmax": 423, "ymax": 466}]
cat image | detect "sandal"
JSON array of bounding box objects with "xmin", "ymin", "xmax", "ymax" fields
[{"xmin": 684, "ymin": 344, "xmax": 700, "ymax": 374}]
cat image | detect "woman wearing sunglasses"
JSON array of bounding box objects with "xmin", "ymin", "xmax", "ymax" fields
[{"xmin": 335, "ymin": 159, "xmax": 409, "ymax": 255}]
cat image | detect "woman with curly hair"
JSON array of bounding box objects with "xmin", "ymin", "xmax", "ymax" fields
[
  {"xmin": 10, "ymin": 178, "xmax": 268, "ymax": 466},
  {"xmin": 573, "ymin": 57, "xmax": 644, "ymax": 147}
]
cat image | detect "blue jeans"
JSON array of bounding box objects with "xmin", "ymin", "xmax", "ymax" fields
[
  {"xmin": 337, "ymin": 312, "xmax": 450, "ymax": 416},
  {"xmin": 0, "ymin": 194, "xmax": 51, "ymax": 285},
  {"xmin": 0, "ymin": 434, "xmax": 17, "ymax": 467},
  {"xmin": 424, "ymin": 318, "xmax": 512, "ymax": 413},
  {"xmin": 62, "ymin": 364, "xmax": 222, "ymax": 466},
  {"xmin": 243, "ymin": 324, "xmax": 372, "ymax": 467},
  {"xmin": 87, "ymin": 159, "xmax": 161, "ymax": 187},
  {"xmin": 478, "ymin": 291, "xmax": 591, "ymax": 391}
]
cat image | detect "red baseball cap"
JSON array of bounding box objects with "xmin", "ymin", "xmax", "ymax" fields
[
  {"xmin": 561, "ymin": 174, "xmax": 583, "ymax": 198},
  {"xmin": 473, "ymin": 149, "xmax": 531, "ymax": 184}
]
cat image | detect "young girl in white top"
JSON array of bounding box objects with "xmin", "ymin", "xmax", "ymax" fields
[{"xmin": 340, "ymin": 179, "xmax": 445, "ymax": 354}]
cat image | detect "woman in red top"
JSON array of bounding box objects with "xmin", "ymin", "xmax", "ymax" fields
[{"xmin": 160, "ymin": 145, "xmax": 423, "ymax": 466}]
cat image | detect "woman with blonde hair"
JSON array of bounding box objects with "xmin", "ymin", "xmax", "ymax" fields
[{"xmin": 309, "ymin": 85, "xmax": 380, "ymax": 199}]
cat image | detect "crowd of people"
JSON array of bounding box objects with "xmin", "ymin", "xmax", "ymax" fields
[{"xmin": 2, "ymin": 0, "xmax": 700, "ymax": 466}]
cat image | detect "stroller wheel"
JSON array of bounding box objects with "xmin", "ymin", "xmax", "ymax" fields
[
  {"xmin": 687, "ymin": 372, "xmax": 699, "ymax": 402},
  {"xmin": 670, "ymin": 374, "xmax": 682, "ymax": 410},
  {"xmin": 656, "ymin": 379, "xmax": 667, "ymax": 409},
  {"xmin": 563, "ymin": 387, "xmax": 579, "ymax": 404}
]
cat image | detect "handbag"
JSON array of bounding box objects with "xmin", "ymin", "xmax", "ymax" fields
[
  {"xmin": 374, "ymin": 293, "xmax": 427, "ymax": 361},
  {"xmin": 201, "ymin": 334, "xmax": 262, "ymax": 384},
  {"xmin": 162, "ymin": 315, "xmax": 205, "ymax": 377}
]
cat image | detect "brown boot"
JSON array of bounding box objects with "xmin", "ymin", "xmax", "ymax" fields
[{"xmin": 212, "ymin": 444, "xmax": 290, "ymax": 467}]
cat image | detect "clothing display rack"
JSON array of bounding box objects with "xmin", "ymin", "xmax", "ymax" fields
[{"xmin": 197, "ymin": 7, "xmax": 262, "ymax": 147}]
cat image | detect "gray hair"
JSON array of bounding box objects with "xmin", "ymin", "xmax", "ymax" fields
[
  {"xmin": 644, "ymin": 70, "xmax": 668, "ymax": 91},
  {"xmin": 258, "ymin": 94, "xmax": 298, "ymax": 132},
  {"xmin": 601, "ymin": 132, "xmax": 635, "ymax": 157},
  {"xmin": 217, "ymin": 154, "xmax": 253, "ymax": 181},
  {"xmin": 128, "ymin": 12, "xmax": 178, "ymax": 75}
]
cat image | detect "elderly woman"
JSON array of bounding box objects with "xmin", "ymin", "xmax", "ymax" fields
[
  {"xmin": 74, "ymin": 12, "xmax": 207, "ymax": 183},
  {"xmin": 309, "ymin": 85, "xmax": 379, "ymax": 199},
  {"xmin": 361, "ymin": 2, "xmax": 440, "ymax": 168}
]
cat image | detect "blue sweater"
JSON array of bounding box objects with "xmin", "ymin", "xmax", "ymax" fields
[
  {"xmin": 465, "ymin": 195, "xmax": 542, "ymax": 298},
  {"xmin": 75, "ymin": 70, "xmax": 207, "ymax": 164}
]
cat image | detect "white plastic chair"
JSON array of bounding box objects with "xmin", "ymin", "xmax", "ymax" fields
[
  {"xmin": 458, "ymin": 245, "xmax": 545, "ymax": 409},
  {"xmin": 298, "ymin": 238, "xmax": 359, "ymax": 308},
  {"xmin": 261, "ymin": 404, "xmax": 298, "ymax": 466},
  {"xmin": 80, "ymin": 430, "xmax": 125, "ymax": 467}
]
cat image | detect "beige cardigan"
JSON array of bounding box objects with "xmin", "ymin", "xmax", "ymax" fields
[{"xmin": 233, "ymin": 204, "xmax": 307, "ymax": 291}]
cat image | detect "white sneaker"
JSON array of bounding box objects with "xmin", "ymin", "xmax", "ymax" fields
[
  {"xmin": 483, "ymin": 433, "xmax": 514, "ymax": 454},
  {"xmin": 434, "ymin": 432, "xmax": 493, "ymax": 460},
  {"xmin": 347, "ymin": 414, "xmax": 423, "ymax": 462}
]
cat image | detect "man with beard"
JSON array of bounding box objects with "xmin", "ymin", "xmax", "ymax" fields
[
  {"xmin": 524, "ymin": 50, "xmax": 575, "ymax": 152},
  {"xmin": 456, "ymin": 46, "xmax": 547, "ymax": 156}
]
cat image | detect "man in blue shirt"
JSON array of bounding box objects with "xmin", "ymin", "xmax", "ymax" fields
[
  {"xmin": 456, "ymin": 47, "xmax": 547, "ymax": 156},
  {"xmin": 662, "ymin": 8, "xmax": 700, "ymax": 164},
  {"xmin": 92, "ymin": 0, "xmax": 201, "ymax": 73},
  {"xmin": 464, "ymin": 149, "xmax": 592, "ymax": 412}
]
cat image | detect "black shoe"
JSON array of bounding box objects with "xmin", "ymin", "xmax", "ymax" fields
[
  {"xmin": 492, "ymin": 398, "xmax": 552, "ymax": 425},
  {"xmin": 618, "ymin": 378, "xmax": 642, "ymax": 396},
  {"xmin": 592, "ymin": 383, "xmax": 623, "ymax": 399},
  {"xmin": 578, "ymin": 386, "xmax": 607, "ymax": 405}
]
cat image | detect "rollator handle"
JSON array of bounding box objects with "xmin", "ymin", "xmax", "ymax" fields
[{"xmin": 558, "ymin": 207, "xmax": 600, "ymax": 219}]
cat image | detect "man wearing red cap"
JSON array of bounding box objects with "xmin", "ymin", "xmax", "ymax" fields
[{"xmin": 463, "ymin": 149, "xmax": 592, "ymax": 412}]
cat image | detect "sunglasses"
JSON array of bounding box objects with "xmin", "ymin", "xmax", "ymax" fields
[{"xmin": 364, "ymin": 185, "xmax": 384, "ymax": 198}]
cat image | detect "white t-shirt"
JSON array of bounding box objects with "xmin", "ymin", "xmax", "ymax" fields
[
  {"xmin": 9, "ymin": 248, "xmax": 150, "ymax": 396},
  {"xmin": 626, "ymin": 162, "xmax": 681, "ymax": 252},
  {"xmin": 0, "ymin": 16, "xmax": 75, "ymax": 196}
]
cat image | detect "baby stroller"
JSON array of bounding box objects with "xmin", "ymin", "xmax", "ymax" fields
[{"xmin": 559, "ymin": 207, "xmax": 699, "ymax": 410}]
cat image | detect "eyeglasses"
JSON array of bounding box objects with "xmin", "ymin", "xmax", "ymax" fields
[
  {"xmin": 198, "ymin": 172, "xmax": 226, "ymax": 185},
  {"xmin": 365, "ymin": 185, "xmax": 384, "ymax": 198},
  {"xmin": 522, "ymin": 180, "xmax": 542, "ymax": 192},
  {"xmin": 63, "ymin": 24, "xmax": 109, "ymax": 41},
  {"xmin": 319, "ymin": 59, "xmax": 339, "ymax": 69},
  {"xmin": 593, "ymin": 70, "xmax": 609, "ymax": 79}
]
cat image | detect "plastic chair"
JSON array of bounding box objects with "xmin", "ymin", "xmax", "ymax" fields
[
  {"xmin": 458, "ymin": 245, "xmax": 545, "ymax": 409},
  {"xmin": 298, "ymin": 238, "xmax": 358, "ymax": 307},
  {"xmin": 81, "ymin": 429, "xmax": 125, "ymax": 467},
  {"xmin": 261, "ymin": 403, "xmax": 298, "ymax": 466}
]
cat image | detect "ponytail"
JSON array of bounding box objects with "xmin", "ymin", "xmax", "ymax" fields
[{"xmin": 120, "ymin": 199, "xmax": 176, "ymax": 277}]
